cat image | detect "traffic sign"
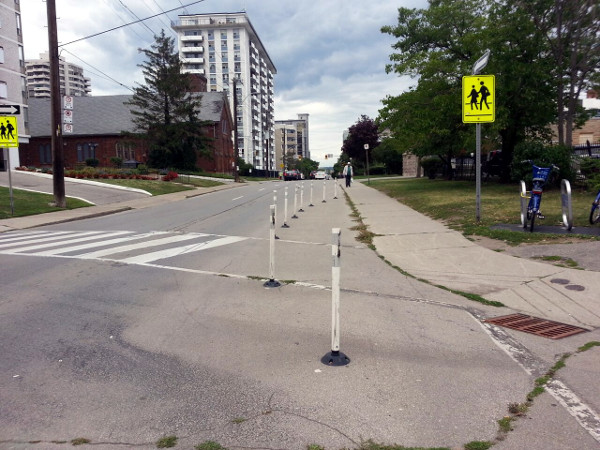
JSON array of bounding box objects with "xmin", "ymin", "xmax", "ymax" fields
[
  {"xmin": 0, "ymin": 104, "xmax": 20, "ymax": 115},
  {"xmin": 462, "ymin": 75, "xmax": 495, "ymax": 123},
  {"xmin": 0, "ymin": 116, "xmax": 19, "ymax": 147}
]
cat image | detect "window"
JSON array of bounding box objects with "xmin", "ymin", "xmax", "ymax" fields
[
  {"xmin": 76, "ymin": 143, "xmax": 97, "ymax": 162},
  {"xmin": 0, "ymin": 47, "xmax": 4, "ymax": 64},
  {"xmin": 15, "ymin": 13, "xmax": 21, "ymax": 36},
  {"xmin": 0, "ymin": 81, "xmax": 7, "ymax": 99},
  {"xmin": 115, "ymin": 142, "xmax": 134, "ymax": 160},
  {"xmin": 39, "ymin": 144, "xmax": 52, "ymax": 164}
]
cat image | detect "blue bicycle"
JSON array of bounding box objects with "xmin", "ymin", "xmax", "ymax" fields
[
  {"xmin": 590, "ymin": 188, "xmax": 600, "ymax": 225},
  {"xmin": 520, "ymin": 161, "xmax": 559, "ymax": 232}
]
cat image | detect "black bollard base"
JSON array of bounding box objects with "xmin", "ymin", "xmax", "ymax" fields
[
  {"xmin": 264, "ymin": 279, "xmax": 281, "ymax": 288},
  {"xmin": 292, "ymin": 214, "xmax": 298, "ymax": 219},
  {"xmin": 282, "ymin": 223, "xmax": 290, "ymax": 228},
  {"xmin": 309, "ymin": 203, "xmax": 314, "ymax": 207},
  {"xmin": 322, "ymin": 200, "xmax": 327, "ymax": 203},
  {"xmin": 299, "ymin": 208, "xmax": 304, "ymax": 212},
  {"xmin": 321, "ymin": 350, "xmax": 350, "ymax": 366}
]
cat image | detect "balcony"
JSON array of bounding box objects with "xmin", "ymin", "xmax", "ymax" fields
[
  {"xmin": 182, "ymin": 57, "xmax": 205, "ymax": 64},
  {"xmin": 181, "ymin": 46, "xmax": 204, "ymax": 53},
  {"xmin": 184, "ymin": 68, "xmax": 206, "ymax": 75},
  {"xmin": 181, "ymin": 35, "xmax": 203, "ymax": 42}
]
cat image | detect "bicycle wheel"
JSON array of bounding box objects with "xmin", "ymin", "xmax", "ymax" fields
[
  {"xmin": 590, "ymin": 205, "xmax": 600, "ymax": 225},
  {"xmin": 529, "ymin": 212, "xmax": 536, "ymax": 232}
]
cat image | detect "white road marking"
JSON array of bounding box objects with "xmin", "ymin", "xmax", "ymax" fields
[
  {"xmin": 232, "ymin": 196, "xmax": 244, "ymax": 201},
  {"xmin": 0, "ymin": 231, "xmax": 128, "ymax": 253},
  {"xmin": 119, "ymin": 236, "xmax": 247, "ymax": 264}
]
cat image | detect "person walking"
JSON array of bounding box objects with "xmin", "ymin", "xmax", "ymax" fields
[{"xmin": 342, "ymin": 162, "xmax": 353, "ymax": 187}]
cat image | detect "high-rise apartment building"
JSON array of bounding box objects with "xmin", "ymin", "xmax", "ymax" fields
[
  {"xmin": 25, "ymin": 52, "xmax": 91, "ymax": 99},
  {"xmin": 0, "ymin": 0, "xmax": 28, "ymax": 169},
  {"xmin": 172, "ymin": 12, "xmax": 276, "ymax": 172},
  {"xmin": 274, "ymin": 114, "xmax": 310, "ymax": 170}
]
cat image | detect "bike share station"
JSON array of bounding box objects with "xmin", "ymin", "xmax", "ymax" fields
[{"xmin": 520, "ymin": 175, "xmax": 574, "ymax": 233}]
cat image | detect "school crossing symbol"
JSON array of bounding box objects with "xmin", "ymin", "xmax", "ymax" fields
[
  {"xmin": 462, "ymin": 75, "xmax": 495, "ymax": 123},
  {"xmin": 0, "ymin": 116, "xmax": 18, "ymax": 147}
]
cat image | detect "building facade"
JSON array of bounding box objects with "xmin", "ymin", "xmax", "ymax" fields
[
  {"xmin": 20, "ymin": 93, "xmax": 234, "ymax": 173},
  {"xmin": 25, "ymin": 52, "xmax": 91, "ymax": 98},
  {"xmin": 172, "ymin": 12, "xmax": 276, "ymax": 173},
  {"xmin": 0, "ymin": 0, "xmax": 28, "ymax": 169},
  {"xmin": 274, "ymin": 114, "xmax": 310, "ymax": 170}
]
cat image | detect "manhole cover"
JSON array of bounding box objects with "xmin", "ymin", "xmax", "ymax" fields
[
  {"xmin": 550, "ymin": 278, "xmax": 570, "ymax": 285},
  {"xmin": 565, "ymin": 285, "xmax": 585, "ymax": 291},
  {"xmin": 485, "ymin": 313, "xmax": 589, "ymax": 339}
]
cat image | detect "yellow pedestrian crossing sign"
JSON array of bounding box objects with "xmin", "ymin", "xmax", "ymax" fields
[
  {"xmin": 462, "ymin": 75, "xmax": 495, "ymax": 123},
  {"xmin": 0, "ymin": 116, "xmax": 19, "ymax": 147}
]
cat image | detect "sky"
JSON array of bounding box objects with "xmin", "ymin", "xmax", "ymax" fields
[{"xmin": 20, "ymin": 0, "xmax": 428, "ymax": 167}]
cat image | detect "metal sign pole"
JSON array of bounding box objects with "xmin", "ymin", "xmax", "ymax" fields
[
  {"xmin": 476, "ymin": 123, "xmax": 481, "ymax": 222},
  {"xmin": 6, "ymin": 149, "xmax": 14, "ymax": 216}
]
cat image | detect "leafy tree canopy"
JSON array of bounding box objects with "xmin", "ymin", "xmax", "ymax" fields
[{"xmin": 341, "ymin": 115, "xmax": 380, "ymax": 168}]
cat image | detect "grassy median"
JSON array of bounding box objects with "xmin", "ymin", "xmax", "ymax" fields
[{"xmin": 369, "ymin": 178, "xmax": 599, "ymax": 245}]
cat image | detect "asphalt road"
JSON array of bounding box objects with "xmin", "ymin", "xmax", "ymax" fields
[{"xmin": 1, "ymin": 180, "xmax": 598, "ymax": 449}]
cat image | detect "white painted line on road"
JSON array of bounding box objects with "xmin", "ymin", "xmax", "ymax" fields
[
  {"xmin": 0, "ymin": 230, "xmax": 62, "ymax": 244},
  {"xmin": 119, "ymin": 235, "xmax": 247, "ymax": 264},
  {"xmin": 33, "ymin": 232, "xmax": 166, "ymax": 256},
  {"xmin": 232, "ymin": 196, "xmax": 244, "ymax": 201},
  {"xmin": 78, "ymin": 232, "xmax": 208, "ymax": 259},
  {"xmin": 471, "ymin": 312, "xmax": 600, "ymax": 444},
  {"xmin": 0, "ymin": 231, "xmax": 123, "ymax": 252}
]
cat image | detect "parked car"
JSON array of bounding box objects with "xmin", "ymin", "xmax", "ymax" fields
[
  {"xmin": 315, "ymin": 170, "xmax": 327, "ymax": 179},
  {"xmin": 283, "ymin": 169, "xmax": 300, "ymax": 180}
]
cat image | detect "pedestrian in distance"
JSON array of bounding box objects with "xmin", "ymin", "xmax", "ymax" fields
[{"xmin": 342, "ymin": 162, "xmax": 353, "ymax": 187}]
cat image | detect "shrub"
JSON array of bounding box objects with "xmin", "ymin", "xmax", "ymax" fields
[
  {"xmin": 511, "ymin": 141, "xmax": 575, "ymax": 186},
  {"xmin": 136, "ymin": 164, "xmax": 149, "ymax": 175},
  {"xmin": 162, "ymin": 171, "xmax": 179, "ymax": 181},
  {"xmin": 110, "ymin": 157, "xmax": 123, "ymax": 168},
  {"xmin": 85, "ymin": 158, "xmax": 99, "ymax": 167},
  {"xmin": 420, "ymin": 156, "xmax": 443, "ymax": 179}
]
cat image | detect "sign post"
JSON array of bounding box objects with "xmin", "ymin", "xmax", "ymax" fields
[
  {"xmin": 1, "ymin": 116, "xmax": 19, "ymax": 216},
  {"xmin": 463, "ymin": 50, "xmax": 494, "ymax": 223}
]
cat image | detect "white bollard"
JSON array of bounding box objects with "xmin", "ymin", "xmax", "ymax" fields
[
  {"xmin": 309, "ymin": 181, "xmax": 314, "ymax": 207},
  {"xmin": 299, "ymin": 182, "xmax": 305, "ymax": 212},
  {"xmin": 264, "ymin": 205, "xmax": 281, "ymax": 288},
  {"xmin": 282, "ymin": 186, "xmax": 290, "ymax": 228},
  {"xmin": 292, "ymin": 185, "xmax": 299, "ymax": 218},
  {"xmin": 321, "ymin": 228, "xmax": 350, "ymax": 366},
  {"xmin": 333, "ymin": 178, "xmax": 338, "ymax": 199},
  {"xmin": 322, "ymin": 180, "xmax": 327, "ymax": 203}
]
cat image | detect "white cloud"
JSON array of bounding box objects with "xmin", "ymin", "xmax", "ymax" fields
[{"xmin": 20, "ymin": 0, "xmax": 426, "ymax": 166}]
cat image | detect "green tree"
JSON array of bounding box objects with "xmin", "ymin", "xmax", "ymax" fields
[
  {"xmin": 126, "ymin": 30, "xmax": 210, "ymax": 170},
  {"xmin": 296, "ymin": 157, "xmax": 319, "ymax": 179},
  {"xmin": 381, "ymin": 0, "xmax": 560, "ymax": 181},
  {"xmin": 341, "ymin": 115, "xmax": 380, "ymax": 172}
]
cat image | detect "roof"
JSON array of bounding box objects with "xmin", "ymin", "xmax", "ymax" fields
[{"xmin": 27, "ymin": 92, "xmax": 230, "ymax": 137}]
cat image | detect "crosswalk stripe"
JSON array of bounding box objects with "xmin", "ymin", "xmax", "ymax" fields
[
  {"xmin": 118, "ymin": 236, "xmax": 247, "ymax": 264},
  {"xmin": 77, "ymin": 232, "xmax": 210, "ymax": 259},
  {"xmin": 0, "ymin": 231, "xmax": 126, "ymax": 253},
  {"xmin": 33, "ymin": 231, "xmax": 167, "ymax": 256},
  {"xmin": 0, "ymin": 231, "xmax": 81, "ymax": 248}
]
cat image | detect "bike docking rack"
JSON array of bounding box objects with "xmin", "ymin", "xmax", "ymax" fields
[
  {"xmin": 321, "ymin": 228, "xmax": 350, "ymax": 366},
  {"xmin": 561, "ymin": 179, "xmax": 573, "ymax": 231},
  {"xmin": 520, "ymin": 178, "xmax": 574, "ymax": 231}
]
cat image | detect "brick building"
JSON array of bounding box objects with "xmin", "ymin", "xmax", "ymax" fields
[{"xmin": 19, "ymin": 92, "xmax": 234, "ymax": 173}]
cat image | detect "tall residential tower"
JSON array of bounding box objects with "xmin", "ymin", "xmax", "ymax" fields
[
  {"xmin": 25, "ymin": 52, "xmax": 91, "ymax": 98},
  {"xmin": 172, "ymin": 12, "xmax": 276, "ymax": 172}
]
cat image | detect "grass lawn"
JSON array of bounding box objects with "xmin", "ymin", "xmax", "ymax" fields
[
  {"xmin": 98, "ymin": 178, "xmax": 198, "ymax": 195},
  {"xmin": 0, "ymin": 187, "xmax": 91, "ymax": 219},
  {"xmin": 369, "ymin": 178, "xmax": 599, "ymax": 245}
]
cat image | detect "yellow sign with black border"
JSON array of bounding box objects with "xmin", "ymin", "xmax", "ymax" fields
[
  {"xmin": 0, "ymin": 116, "xmax": 19, "ymax": 147},
  {"xmin": 462, "ymin": 75, "xmax": 495, "ymax": 123}
]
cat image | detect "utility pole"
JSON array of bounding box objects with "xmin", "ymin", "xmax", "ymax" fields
[
  {"xmin": 232, "ymin": 77, "xmax": 240, "ymax": 182},
  {"xmin": 47, "ymin": 0, "xmax": 65, "ymax": 207}
]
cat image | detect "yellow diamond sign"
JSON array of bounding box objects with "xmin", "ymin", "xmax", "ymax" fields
[
  {"xmin": 0, "ymin": 116, "xmax": 19, "ymax": 147},
  {"xmin": 462, "ymin": 75, "xmax": 495, "ymax": 123}
]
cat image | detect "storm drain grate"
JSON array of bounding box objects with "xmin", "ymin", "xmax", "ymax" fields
[{"xmin": 484, "ymin": 313, "xmax": 589, "ymax": 339}]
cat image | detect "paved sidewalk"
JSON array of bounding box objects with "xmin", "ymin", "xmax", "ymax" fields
[{"xmin": 343, "ymin": 181, "xmax": 600, "ymax": 330}]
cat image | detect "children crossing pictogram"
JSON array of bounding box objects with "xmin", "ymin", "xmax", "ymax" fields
[{"xmin": 462, "ymin": 75, "xmax": 495, "ymax": 123}]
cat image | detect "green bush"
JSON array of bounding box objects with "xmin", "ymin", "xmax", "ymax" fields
[
  {"xmin": 511, "ymin": 141, "xmax": 574, "ymax": 187},
  {"xmin": 420, "ymin": 156, "xmax": 443, "ymax": 179},
  {"xmin": 579, "ymin": 158, "xmax": 600, "ymax": 190},
  {"xmin": 136, "ymin": 164, "xmax": 149, "ymax": 175},
  {"xmin": 85, "ymin": 158, "xmax": 99, "ymax": 168},
  {"xmin": 110, "ymin": 157, "xmax": 123, "ymax": 168}
]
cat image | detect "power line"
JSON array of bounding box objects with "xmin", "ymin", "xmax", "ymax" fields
[
  {"xmin": 59, "ymin": 0, "xmax": 206, "ymax": 47},
  {"xmin": 60, "ymin": 47, "xmax": 134, "ymax": 92},
  {"xmin": 116, "ymin": 0, "xmax": 156, "ymax": 37}
]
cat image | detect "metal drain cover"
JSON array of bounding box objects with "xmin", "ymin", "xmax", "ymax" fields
[{"xmin": 485, "ymin": 313, "xmax": 589, "ymax": 339}]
